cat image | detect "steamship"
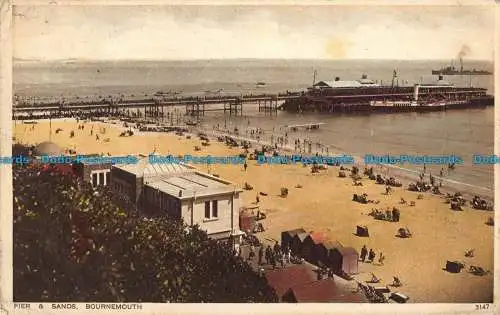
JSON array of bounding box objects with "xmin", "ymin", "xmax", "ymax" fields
[
  {"xmin": 281, "ymin": 71, "xmax": 493, "ymax": 113},
  {"xmin": 431, "ymin": 58, "xmax": 492, "ymax": 75}
]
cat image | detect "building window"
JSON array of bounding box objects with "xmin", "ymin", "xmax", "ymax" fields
[
  {"xmin": 92, "ymin": 173, "xmax": 98, "ymax": 186},
  {"xmin": 205, "ymin": 201, "xmax": 210, "ymax": 219},
  {"xmin": 212, "ymin": 200, "xmax": 218, "ymax": 218}
]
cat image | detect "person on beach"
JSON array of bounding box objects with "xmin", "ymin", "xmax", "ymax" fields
[
  {"xmin": 249, "ymin": 245, "xmax": 255, "ymax": 261},
  {"xmin": 265, "ymin": 245, "xmax": 272, "ymax": 265},
  {"xmin": 378, "ymin": 252, "xmax": 385, "ymax": 266},
  {"xmin": 258, "ymin": 246, "xmax": 264, "ymax": 265},
  {"xmin": 385, "ymin": 186, "xmax": 392, "ymax": 195},
  {"xmin": 274, "ymin": 241, "xmax": 281, "ymax": 257},
  {"xmin": 256, "ymin": 195, "xmax": 260, "ymax": 204},
  {"xmin": 423, "ymin": 164, "xmax": 426, "ymax": 173},
  {"xmin": 392, "ymin": 276, "xmax": 402, "ymax": 287},
  {"xmin": 244, "ymin": 161, "xmax": 248, "ymax": 172},
  {"xmin": 370, "ymin": 273, "xmax": 380, "ymax": 283},
  {"xmin": 392, "ymin": 208, "xmax": 400, "ymax": 222},
  {"xmin": 281, "ymin": 254, "xmax": 286, "ymax": 268},
  {"xmin": 360, "ymin": 245, "xmax": 368, "ymax": 262},
  {"xmin": 368, "ymin": 249, "xmax": 376, "ymax": 263},
  {"xmin": 271, "ymin": 253, "xmax": 277, "ymax": 269},
  {"xmin": 286, "ymin": 247, "xmax": 291, "ymax": 263}
]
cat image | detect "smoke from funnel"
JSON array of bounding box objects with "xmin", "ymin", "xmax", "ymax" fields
[
  {"xmin": 457, "ymin": 45, "xmax": 472, "ymax": 72},
  {"xmin": 458, "ymin": 45, "xmax": 472, "ymax": 59}
]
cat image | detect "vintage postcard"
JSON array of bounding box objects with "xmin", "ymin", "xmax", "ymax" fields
[{"xmin": 0, "ymin": 0, "xmax": 498, "ymax": 314}]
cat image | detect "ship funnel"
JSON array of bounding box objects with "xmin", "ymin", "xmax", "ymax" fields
[
  {"xmin": 335, "ymin": 77, "xmax": 340, "ymax": 81},
  {"xmin": 413, "ymin": 84, "xmax": 419, "ymax": 101},
  {"xmin": 460, "ymin": 57, "xmax": 463, "ymax": 72},
  {"xmin": 438, "ymin": 75, "xmax": 444, "ymax": 81},
  {"xmin": 361, "ymin": 74, "xmax": 368, "ymax": 79}
]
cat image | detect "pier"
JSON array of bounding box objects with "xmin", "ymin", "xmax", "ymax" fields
[
  {"xmin": 257, "ymin": 97, "xmax": 279, "ymax": 115},
  {"xmin": 13, "ymin": 93, "xmax": 300, "ymax": 119}
]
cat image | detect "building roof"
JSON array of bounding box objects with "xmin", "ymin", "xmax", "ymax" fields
[
  {"xmin": 145, "ymin": 172, "xmax": 241, "ymax": 200},
  {"xmin": 314, "ymin": 80, "xmax": 380, "ymax": 89},
  {"xmin": 321, "ymin": 239, "xmax": 343, "ymax": 250},
  {"xmin": 314, "ymin": 80, "xmax": 363, "ymax": 88},
  {"xmin": 358, "ymin": 78, "xmax": 378, "ymax": 85},
  {"xmin": 264, "ymin": 265, "xmax": 317, "ymax": 298},
  {"xmin": 33, "ymin": 141, "xmax": 62, "ymax": 156},
  {"xmin": 282, "ymin": 228, "xmax": 307, "ymax": 237},
  {"xmin": 307, "ymin": 231, "xmax": 327, "ymax": 244},
  {"xmin": 335, "ymin": 246, "xmax": 359, "ymax": 257},
  {"xmin": 283, "ymin": 278, "xmax": 365, "ymax": 303},
  {"xmin": 113, "ymin": 157, "xmax": 193, "ymax": 179},
  {"xmin": 294, "ymin": 232, "xmax": 310, "ymax": 242}
]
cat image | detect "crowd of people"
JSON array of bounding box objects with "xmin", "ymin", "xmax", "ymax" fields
[
  {"xmin": 243, "ymin": 241, "xmax": 294, "ymax": 270},
  {"xmin": 360, "ymin": 245, "xmax": 385, "ymax": 266}
]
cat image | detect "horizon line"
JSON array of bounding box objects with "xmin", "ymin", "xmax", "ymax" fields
[{"xmin": 13, "ymin": 57, "xmax": 495, "ymax": 63}]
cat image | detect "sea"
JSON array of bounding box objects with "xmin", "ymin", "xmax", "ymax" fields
[{"xmin": 13, "ymin": 59, "xmax": 495, "ymax": 195}]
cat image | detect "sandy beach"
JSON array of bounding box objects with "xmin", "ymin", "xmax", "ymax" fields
[{"xmin": 12, "ymin": 118, "xmax": 494, "ymax": 303}]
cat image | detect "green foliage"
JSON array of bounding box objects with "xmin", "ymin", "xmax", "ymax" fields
[{"xmin": 13, "ymin": 162, "xmax": 277, "ymax": 302}]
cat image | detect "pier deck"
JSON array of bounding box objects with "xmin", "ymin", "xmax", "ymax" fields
[{"xmin": 13, "ymin": 93, "xmax": 301, "ymax": 119}]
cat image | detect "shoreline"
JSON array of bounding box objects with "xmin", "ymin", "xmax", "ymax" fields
[
  {"xmin": 188, "ymin": 125, "xmax": 494, "ymax": 202},
  {"xmin": 13, "ymin": 117, "xmax": 493, "ymax": 202}
]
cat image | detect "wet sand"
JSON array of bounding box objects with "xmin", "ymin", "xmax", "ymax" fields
[{"xmin": 12, "ymin": 118, "xmax": 494, "ymax": 303}]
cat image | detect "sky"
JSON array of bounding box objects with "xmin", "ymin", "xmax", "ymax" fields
[{"xmin": 13, "ymin": 4, "xmax": 495, "ymax": 61}]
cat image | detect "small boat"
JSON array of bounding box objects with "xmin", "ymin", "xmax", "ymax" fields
[
  {"xmin": 256, "ymin": 82, "xmax": 266, "ymax": 87},
  {"xmin": 185, "ymin": 120, "xmax": 198, "ymax": 126},
  {"xmin": 204, "ymin": 88, "xmax": 223, "ymax": 94}
]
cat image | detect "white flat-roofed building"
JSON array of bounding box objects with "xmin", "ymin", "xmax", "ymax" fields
[
  {"xmin": 110, "ymin": 156, "xmax": 244, "ymax": 250},
  {"xmin": 110, "ymin": 156, "xmax": 196, "ymax": 209},
  {"xmin": 144, "ymin": 172, "xmax": 244, "ymax": 250},
  {"xmin": 115, "ymin": 156, "xmax": 194, "ymax": 181},
  {"xmin": 313, "ymin": 79, "xmax": 381, "ymax": 90}
]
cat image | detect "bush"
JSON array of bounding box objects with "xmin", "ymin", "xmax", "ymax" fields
[{"xmin": 13, "ymin": 162, "xmax": 277, "ymax": 302}]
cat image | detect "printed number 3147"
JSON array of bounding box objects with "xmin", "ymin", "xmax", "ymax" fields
[{"xmin": 475, "ymin": 304, "xmax": 489, "ymax": 310}]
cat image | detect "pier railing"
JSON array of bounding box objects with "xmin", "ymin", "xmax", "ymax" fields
[{"xmin": 13, "ymin": 92, "xmax": 302, "ymax": 118}]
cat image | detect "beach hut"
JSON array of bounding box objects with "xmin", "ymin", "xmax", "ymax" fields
[
  {"xmin": 313, "ymin": 240, "xmax": 343, "ymax": 267},
  {"xmin": 330, "ymin": 246, "xmax": 359, "ymax": 275},
  {"xmin": 301, "ymin": 231, "xmax": 327, "ymax": 264},
  {"xmin": 281, "ymin": 228, "xmax": 307, "ymax": 250},
  {"xmin": 290, "ymin": 232, "xmax": 309, "ymax": 256}
]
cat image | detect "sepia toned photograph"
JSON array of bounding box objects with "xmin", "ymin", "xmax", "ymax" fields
[{"xmin": 3, "ymin": 1, "xmax": 497, "ymax": 309}]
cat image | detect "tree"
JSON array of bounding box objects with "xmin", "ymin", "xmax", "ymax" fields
[{"xmin": 13, "ymin": 162, "xmax": 277, "ymax": 302}]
